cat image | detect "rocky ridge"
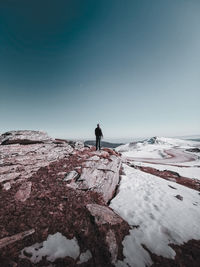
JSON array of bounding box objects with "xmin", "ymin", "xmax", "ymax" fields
[{"xmin": 0, "ymin": 130, "xmax": 129, "ymax": 266}]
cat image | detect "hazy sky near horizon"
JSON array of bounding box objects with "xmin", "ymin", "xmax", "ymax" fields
[{"xmin": 0, "ymin": 0, "xmax": 200, "ymax": 139}]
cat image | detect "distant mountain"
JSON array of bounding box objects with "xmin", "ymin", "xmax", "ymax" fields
[
  {"xmin": 186, "ymin": 138, "xmax": 200, "ymax": 142},
  {"xmin": 84, "ymin": 140, "xmax": 123, "ymax": 149},
  {"xmin": 115, "ymin": 136, "xmax": 200, "ymax": 153}
]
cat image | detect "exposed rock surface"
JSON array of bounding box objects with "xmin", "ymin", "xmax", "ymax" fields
[
  {"xmin": 0, "ymin": 130, "xmax": 53, "ymax": 145},
  {"xmin": 67, "ymin": 153, "xmax": 121, "ymax": 203},
  {"xmin": 0, "ymin": 131, "xmax": 129, "ymax": 266}
]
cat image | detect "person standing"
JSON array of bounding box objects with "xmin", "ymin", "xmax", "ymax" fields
[{"xmin": 95, "ymin": 124, "xmax": 103, "ymax": 150}]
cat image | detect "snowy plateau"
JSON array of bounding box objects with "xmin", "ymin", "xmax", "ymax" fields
[{"xmin": 0, "ymin": 132, "xmax": 200, "ymax": 266}]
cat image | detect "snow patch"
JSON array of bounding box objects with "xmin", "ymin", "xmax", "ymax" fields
[
  {"xmin": 21, "ymin": 232, "xmax": 80, "ymax": 263},
  {"xmin": 3, "ymin": 182, "xmax": 11, "ymax": 190}
]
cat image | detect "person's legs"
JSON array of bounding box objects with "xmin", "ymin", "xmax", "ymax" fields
[
  {"xmin": 98, "ymin": 137, "xmax": 101, "ymax": 150},
  {"xmin": 96, "ymin": 137, "xmax": 98, "ymax": 150}
]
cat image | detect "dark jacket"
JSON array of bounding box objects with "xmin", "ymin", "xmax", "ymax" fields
[{"xmin": 95, "ymin": 127, "xmax": 103, "ymax": 137}]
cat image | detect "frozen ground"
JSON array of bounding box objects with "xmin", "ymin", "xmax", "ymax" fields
[{"xmin": 111, "ymin": 137, "xmax": 200, "ymax": 267}]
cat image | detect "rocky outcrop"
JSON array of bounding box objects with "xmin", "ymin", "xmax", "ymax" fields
[
  {"xmin": 67, "ymin": 152, "xmax": 121, "ymax": 203},
  {"xmin": 0, "ymin": 130, "xmax": 53, "ymax": 145},
  {"xmin": 0, "ymin": 132, "xmax": 73, "ymax": 187},
  {"xmin": 0, "ymin": 131, "xmax": 129, "ymax": 266}
]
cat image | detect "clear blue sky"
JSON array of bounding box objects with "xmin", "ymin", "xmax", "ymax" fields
[{"xmin": 0, "ymin": 0, "xmax": 199, "ymax": 140}]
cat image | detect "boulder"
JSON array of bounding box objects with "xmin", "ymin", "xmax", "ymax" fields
[
  {"xmin": 86, "ymin": 204, "xmax": 124, "ymax": 225},
  {"xmin": 86, "ymin": 204, "xmax": 129, "ymax": 264},
  {"xmin": 68, "ymin": 153, "xmax": 122, "ymax": 203}
]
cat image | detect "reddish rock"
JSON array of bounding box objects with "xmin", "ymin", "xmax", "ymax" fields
[{"xmin": 0, "ymin": 131, "xmax": 129, "ymax": 266}]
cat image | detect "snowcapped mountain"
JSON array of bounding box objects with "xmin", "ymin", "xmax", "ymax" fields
[
  {"xmin": 116, "ymin": 136, "xmax": 199, "ymax": 152},
  {"xmin": 115, "ymin": 136, "xmax": 200, "ymax": 160},
  {"xmin": 146, "ymin": 136, "xmax": 199, "ymax": 146}
]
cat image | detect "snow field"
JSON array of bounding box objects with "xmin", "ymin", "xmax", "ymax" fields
[
  {"xmin": 110, "ymin": 164, "xmax": 200, "ymax": 267},
  {"xmin": 116, "ymin": 142, "xmax": 170, "ymax": 159}
]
